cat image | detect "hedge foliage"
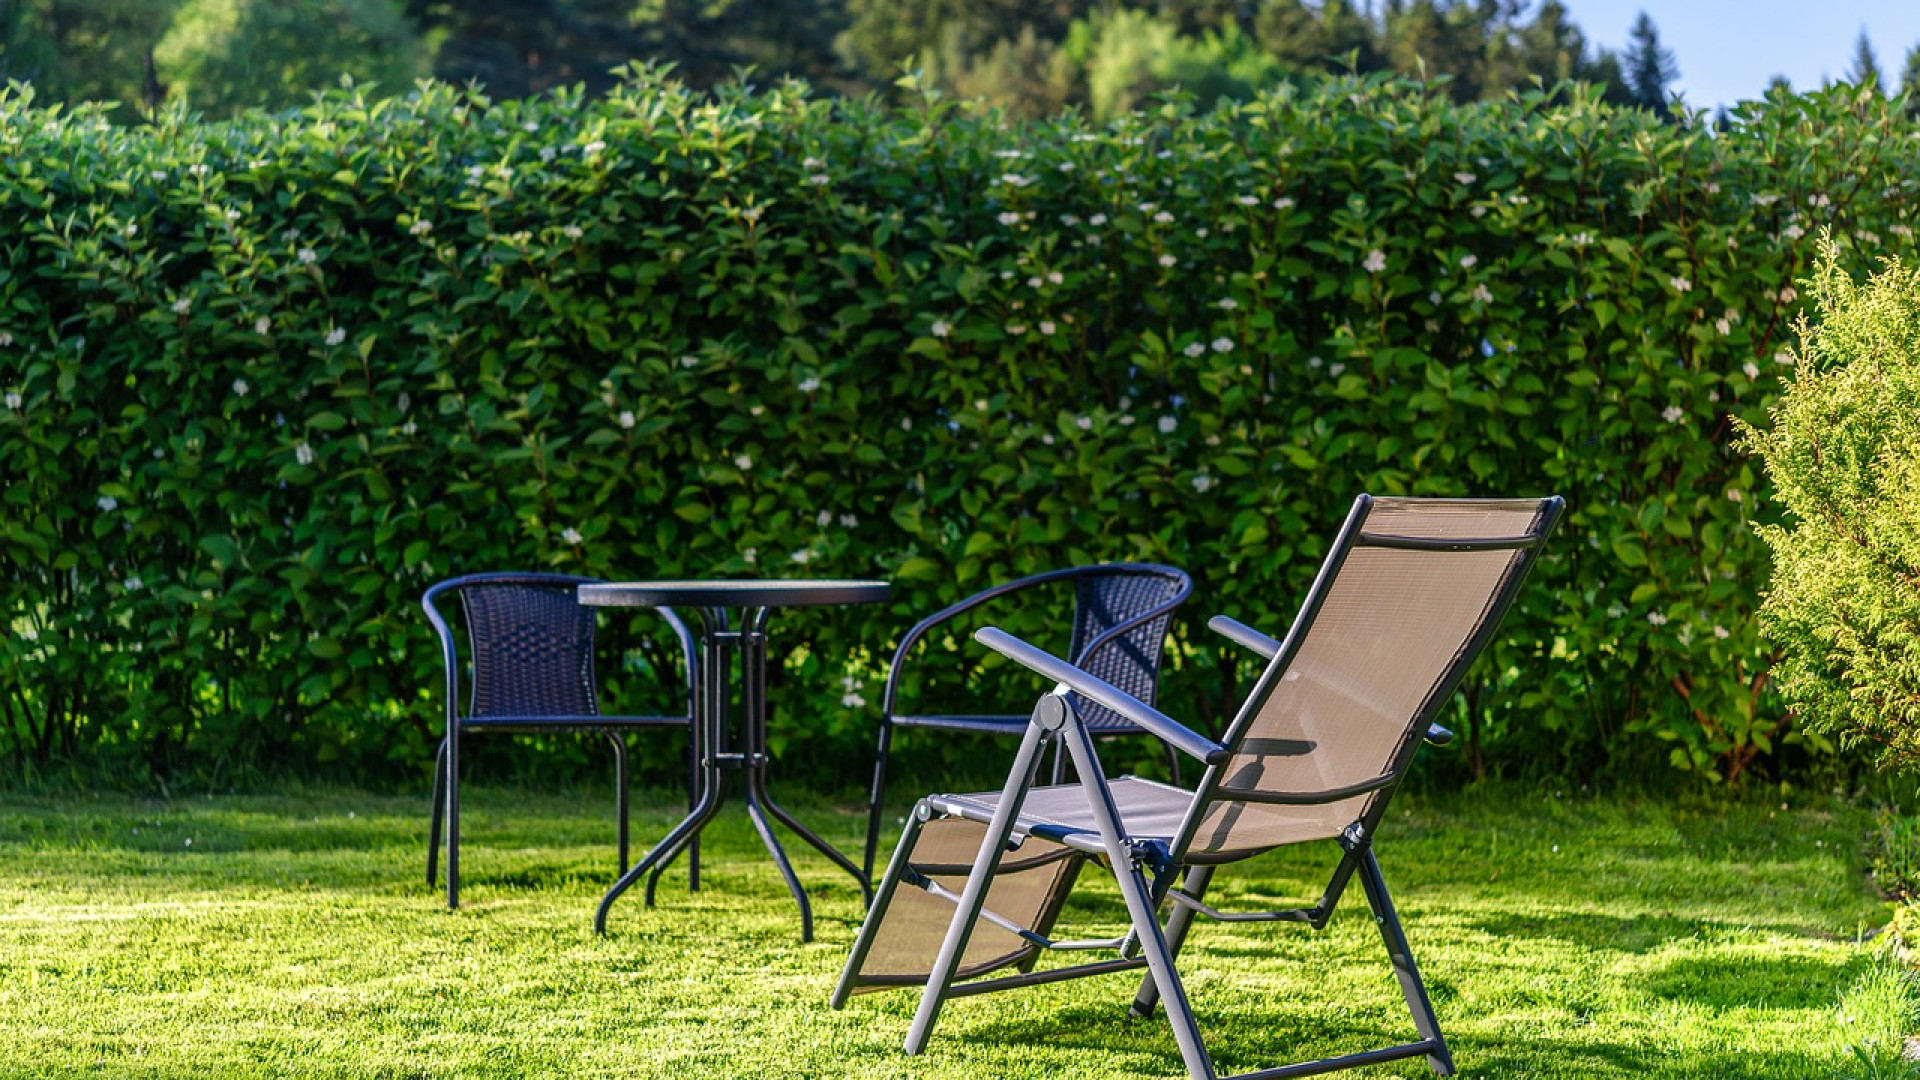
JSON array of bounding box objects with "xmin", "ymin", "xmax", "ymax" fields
[{"xmin": 3, "ymin": 69, "xmax": 1917, "ymax": 789}]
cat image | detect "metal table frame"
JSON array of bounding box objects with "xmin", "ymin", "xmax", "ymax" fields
[{"xmin": 581, "ymin": 579, "xmax": 889, "ymax": 941}]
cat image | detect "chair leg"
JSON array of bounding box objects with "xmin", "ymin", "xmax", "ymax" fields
[
  {"xmin": 1130, "ymin": 864, "xmax": 1214, "ymax": 1020},
  {"xmin": 833, "ymin": 807, "xmax": 928, "ymax": 1009},
  {"xmin": 445, "ymin": 728, "xmax": 460, "ymax": 910},
  {"xmin": 607, "ymin": 731, "xmax": 630, "ymax": 875},
  {"xmin": 1059, "ymin": 712, "xmax": 1216, "ymax": 1080},
  {"xmin": 863, "ymin": 717, "xmax": 895, "ymax": 884},
  {"xmin": 1357, "ymin": 848, "xmax": 1455, "ymax": 1078},
  {"xmin": 427, "ymin": 737, "xmax": 448, "ymax": 887},
  {"xmin": 904, "ymin": 718, "xmax": 1051, "ymax": 1056}
]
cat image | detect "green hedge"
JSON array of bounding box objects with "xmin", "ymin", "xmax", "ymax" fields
[{"xmin": 3, "ymin": 70, "xmax": 1916, "ymax": 789}]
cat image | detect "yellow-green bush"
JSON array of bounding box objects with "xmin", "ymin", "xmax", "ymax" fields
[{"xmin": 2, "ymin": 69, "xmax": 1915, "ymax": 787}]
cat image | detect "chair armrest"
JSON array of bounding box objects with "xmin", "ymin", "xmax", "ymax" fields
[
  {"xmin": 1425, "ymin": 724, "xmax": 1455, "ymax": 747},
  {"xmin": 1208, "ymin": 615, "xmax": 1281, "ymax": 659},
  {"xmin": 974, "ymin": 627, "xmax": 1230, "ymax": 766},
  {"xmin": 882, "ymin": 569, "xmax": 1084, "ymax": 715}
]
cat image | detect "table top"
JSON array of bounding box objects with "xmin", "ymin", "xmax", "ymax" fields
[{"xmin": 578, "ymin": 579, "xmax": 892, "ymax": 609}]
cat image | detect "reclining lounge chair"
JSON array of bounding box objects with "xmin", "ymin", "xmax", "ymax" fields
[{"xmin": 833, "ymin": 494, "xmax": 1563, "ymax": 1080}]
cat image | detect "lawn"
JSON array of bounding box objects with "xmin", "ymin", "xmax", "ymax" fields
[{"xmin": 0, "ymin": 784, "xmax": 1907, "ymax": 1079}]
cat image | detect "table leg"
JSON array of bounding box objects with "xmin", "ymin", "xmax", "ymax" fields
[{"xmin": 596, "ymin": 608, "xmax": 727, "ymax": 935}]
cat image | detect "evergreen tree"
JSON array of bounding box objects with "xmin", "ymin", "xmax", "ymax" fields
[
  {"xmin": 1902, "ymin": 43, "xmax": 1920, "ymax": 117},
  {"xmin": 1621, "ymin": 10, "xmax": 1676, "ymax": 115},
  {"xmin": 1849, "ymin": 29, "xmax": 1883, "ymax": 92}
]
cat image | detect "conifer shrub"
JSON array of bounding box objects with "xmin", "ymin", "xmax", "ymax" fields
[{"xmin": 1742, "ymin": 240, "xmax": 1920, "ymax": 769}]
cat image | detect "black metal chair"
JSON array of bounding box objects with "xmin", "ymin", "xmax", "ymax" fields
[
  {"xmin": 422, "ymin": 572, "xmax": 699, "ymax": 909},
  {"xmin": 835, "ymin": 495, "xmax": 1564, "ymax": 1080},
  {"xmin": 863, "ymin": 563, "xmax": 1192, "ymax": 881}
]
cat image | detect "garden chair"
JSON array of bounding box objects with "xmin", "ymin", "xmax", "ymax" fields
[
  {"xmin": 863, "ymin": 563, "xmax": 1192, "ymax": 881},
  {"xmin": 834, "ymin": 495, "xmax": 1563, "ymax": 1080},
  {"xmin": 423, "ymin": 572, "xmax": 699, "ymax": 909}
]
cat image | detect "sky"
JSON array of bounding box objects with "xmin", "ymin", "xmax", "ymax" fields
[{"xmin": 1560, "ymin": 1, "xmax": 1920, "ymax": 110}]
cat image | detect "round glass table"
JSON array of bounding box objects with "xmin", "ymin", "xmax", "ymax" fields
[{"xmin": 580, "ymin": 579, "xmax": 891, "ymax": 941}]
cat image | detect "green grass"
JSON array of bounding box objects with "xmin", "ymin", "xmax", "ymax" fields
[{"xmin": 0, "ymin": 785, "xmax": 1909, "ymax": 1079}]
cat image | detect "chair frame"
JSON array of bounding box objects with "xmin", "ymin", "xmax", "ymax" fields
[
  {"xmin": 863, "ymin": 563, "xmax": 1193, "ymax": 880},
  {"xmin": 835, "ymin": 495, "xmax": 1564, "ymax": 1080},
  {"xmin": 422, "ymin": 571, "xmax": 699, "ymax": 910}
]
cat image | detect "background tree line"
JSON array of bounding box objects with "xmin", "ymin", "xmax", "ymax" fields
[{"xmin": 6, "ymin": 0, "xmax": 1920, "ymax": 122}]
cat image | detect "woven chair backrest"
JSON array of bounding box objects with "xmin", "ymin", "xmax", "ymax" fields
[
  {"xmin": 1066, "ymin": 566, "xmax": 1190, "ymax": 733},
  {"xmin": 459, "ymin": 578, "xmax": 600, "ymax": 719}
]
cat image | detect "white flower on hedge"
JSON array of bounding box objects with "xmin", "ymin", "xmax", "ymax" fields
[
  {"xmin": 790, "ymin": 549, "xmax": 813, "ymax": 565},
  {"xmin": 1047, "ymin": 271, "xmax": 1063, "ymax": 285},
  {"xmin": 150, "ymin": 170, "xmax": 167, "ymax": 181},
  {"xmin": 839, "ymin": 513, "xmax": 858, "ymax": 528},
  {"xmin": 743, "ymin": 547, "xmax": 758, "ymax": 564},
  {"xmin": 1606, "ymin": 603, "xmax": 1626, "ymax": 619},
  {"xmin": 1007, "ymin": 323, "xmax": 1027, "ymax": 335},
  {"xmin": 1039, "ymin": 321, "xmax": 1056, "ymax": 336},
  {"xmin": 1027, "ymin": 275, "xmax": 1043, "ymax": 288},
  {"xmin": 900, "ymin": 418, "xmax": 912, "ymax": 431},
  {"xmin": 1778, "ymin": 286, "xmax": 1798, "ymax": 303},
  {"xmin": 1713, "ymin": 625, "xmax": 1730, "ymax": 639},
  {"xmin": 1668, "ymin": 276, "xmax": 1691, "ymax": 293},
  {"xmin": 539, "ymin": 146, "xmax": 557, "ymax": 163},
  {"xmin": 1715, "ymin": 317, "xmax": 1732, "ymax": 336},
  {"xmin": 1470, "ymin": 205, "xmax": 1487, "ymax": 218},
  {"xmin": 1236, "ymin": 195, "xmax": 1259, "ymax": 207},
  {"xmin": 255, "ymin": 317, "xmax": 271, "ymax": 336},
  {"xmin": 797, "ymin": 375, "xmax": 821, "ymax": 393},
  {"xmin": 1810, "ymin": 192, "xmax": 1831, "ymax": 208},
  {"xmin": 928, "ymin": 319, "xmax": 950, "ymax": 339},
  {"xmin": 561, "ymin": 527, "xmax": 582, "ymax": 545},
  {"xmin": 188, "ymin": 164, "xmax": 209, "ymax": 178},
  {"xmin": 232, "ymin": 378, "xmax": 249, "ymax": 397},
  {"xmin": 1661, "ymin": 405, "xmax": 1685, "ymax": 424},
  {"xmin": 1725, "ymin": 488, "xmax": 1743, "ymax": 504},
  {"xmin": 1075, "ymin": 415, "xmax": 1092, "ymax": 430},
  {"xmin": 562, "ymin": 225, "xmax": 584, "ymax": 239},
  {"xmin": 1157, "ymin": 416, "xmax": 1176, "ymax": 434},
  {"xmin": 1211, "ymin": 337, "xmax": 1234, "ymax": 354},
  {"xmin": 1153, "ymin": 211, "xmax": 1174, "ymax": 224},
  {"xmin": 297, "ymin": 247, "xmax": 317, "ymax": 265},
  {"xmin": 1089, "ymin": 213, "xmax": 1108, "ymax": 226},
  {"xmin": 97, "ymin": 495, "xmax": 117, "ymax": 512},
  {"xmin": 734, "ymin": 454, "xmax": 753, "ymax": 471},
  {"xmin": 1455, "ymin": 171, "xmax": 1476, "ymax": 185},
  {"xmin": 583, "ymin": 140, "xmax": 607, "ymax": 155},
  {"xmin": 1742, "ymin": 361, "xmax": 1761, "ymax": 380},
  {"xmin": 1363, "ymin": 249, "xmax": 1387, "ymax": 274},
  {"xmin": 1775, "ymin": 350, "xmax": 1795, "ymax": 366},
  {"xmin": 1138, "ymin": 202, "xmax": 1157, "ymax": 214},
  {"xmin": 817, "ymin": 510, "xmax": 833, "ymax": 527},
  {"xmin": 1274, "ymin": 197, "xmax": 1295, "ymax": 210},
  {"xmin": 618, "ymin": 410, "xmax": 635, "ymax": 429},
  {"xmin": 171, "ymin": 297, "xmax": 192, "ymax": 315},
  {"xmin": 1471, "ymin": 284, "xmax": 1494, "ymax": 304},
  {"xmin": 3, "ymin": 391, "xmax": 18, "ymax": 410},
  {"xmin": 802, "ymin": 157, "xmax": 824, "ymax": 170},
  {"xmin": 679, "ymin": 355, "xmax": 699, "ymax": 368},
  {"xmin": 1646, "ymin": 611, "xmax": 1668, "ymax": 626},
  {"xmin": 1783, "ymin": 224, "xmax": 1806, "ymax": 241},
  {"xmin": 1183, "ymin": 342, "xmax": 1205, "ymax": 358},
  {"xmin": 1217, "ymin": 298, "xmax": 1238, "ymax": 310},
  {"xmin": 1001, "ymin": 174, "xmax": 1032, "ymax": 187},
  {"xmin": 401, "ymin": 420, "xmax": 416, "ymax": 436},
  {"xmin": 1459, "ymin": 254, "xmax": 1478, "ymax": 269},
  {"xmin": 996, "ymin": 212, "xmax": 1023, "ymax": 227},
  {"xmin": 125, "ymin": 576, "xmax": 144, "ymax": 591},
  {"xmin": 410, "ymin": 220, "xmax": 433, "ymax": 236},
  {"xmin": 295, "ymin": 442, "xmax": 314, "ymax": 466},
  {"xmin": 1158, "ymin": 255, "xmax": 1177, "ymax": 268},
  {"xmin": 325, "ymin": 328, "xmax": 346, "ymax": 347},
  {"xmin": 808, "ymin": 174, "xmax": 830, "ymax": 186},
  {"xmin": 841, "ymin": 692, "xmax": 866, "ymax": 708},
  {"xmin": 1192, "ymin": 473, "xmax": 1214, "ymax": 493}
]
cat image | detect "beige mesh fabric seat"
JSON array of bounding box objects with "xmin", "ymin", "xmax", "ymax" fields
[{"xmin": 833, "ymin": 494, "xmax": 1564, "ymax": 1080}]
